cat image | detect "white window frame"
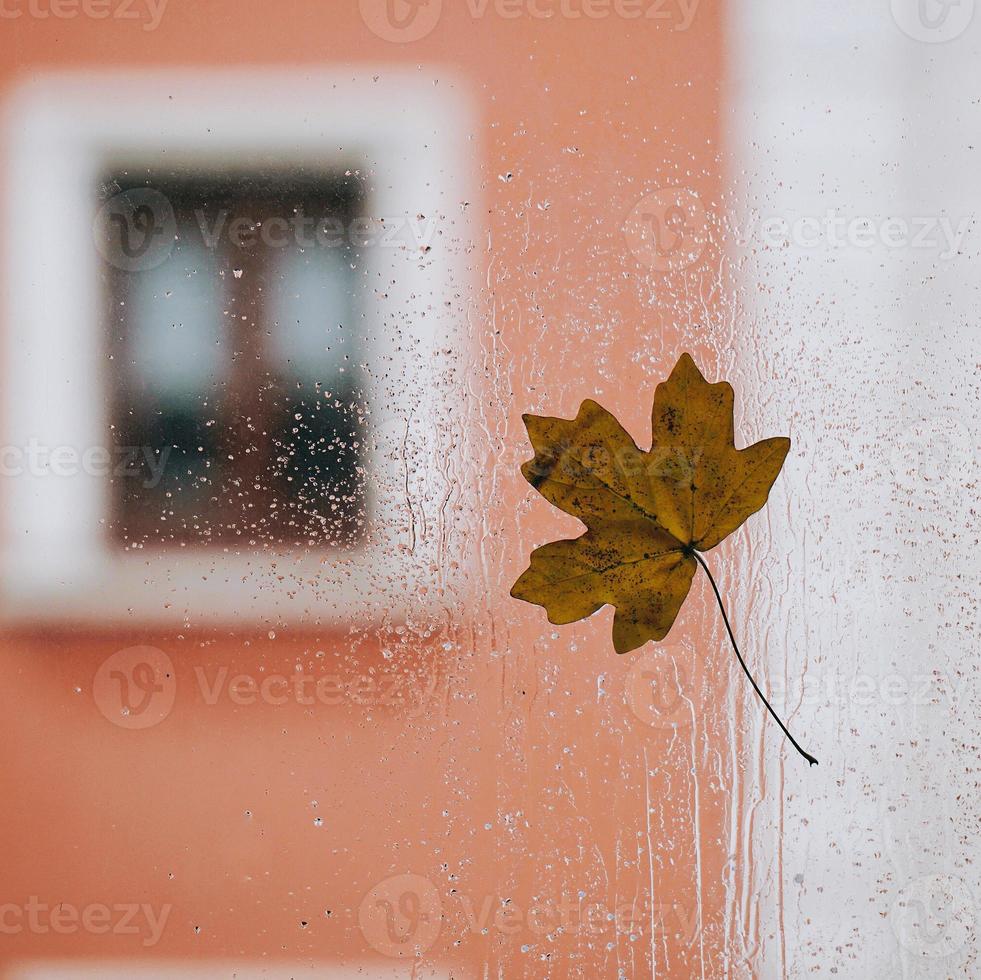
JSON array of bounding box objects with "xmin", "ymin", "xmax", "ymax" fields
[{"xmin": 1, "ymin": 70, "xmax": 476, "ymax": 626}]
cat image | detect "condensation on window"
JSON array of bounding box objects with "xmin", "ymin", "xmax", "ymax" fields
[{"xmin": 1, "ymin": 9, "xmax": 978, "ymax": 980}]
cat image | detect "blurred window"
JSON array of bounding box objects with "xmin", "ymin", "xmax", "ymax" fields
[{"xmin": 102, "ymin": 172, "xmax": 368, "ymax": 549}]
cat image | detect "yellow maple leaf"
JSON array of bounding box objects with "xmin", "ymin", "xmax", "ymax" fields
[{"xmin": 512, "ymin": 353, "xmax": 815, "ymax": 765}]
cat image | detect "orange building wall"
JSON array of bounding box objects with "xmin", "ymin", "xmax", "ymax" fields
[{"xmin": 0, "ymin": 2, "xmax": 731, "ymax": 977}]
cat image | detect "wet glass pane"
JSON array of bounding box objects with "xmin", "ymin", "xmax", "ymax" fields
[{"xmin": 0, "ymin": 6, "xmax": 978, "ymax": 980}]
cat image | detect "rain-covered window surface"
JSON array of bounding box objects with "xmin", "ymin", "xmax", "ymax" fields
[{"xmin": 0, "ymin": 4, "xmax": 979, "ymax": 980}]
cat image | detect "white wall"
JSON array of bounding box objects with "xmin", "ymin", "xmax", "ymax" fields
[{"xmin": 727, "ymin": 2, "xmax": 981, "ymax": 976}]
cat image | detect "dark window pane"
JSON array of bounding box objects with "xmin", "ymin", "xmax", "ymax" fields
[{"xmin": 102, "ymin": 170, "xmax": 368, "ymax": 548}]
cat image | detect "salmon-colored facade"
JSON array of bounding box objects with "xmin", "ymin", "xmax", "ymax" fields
[{"xmin": 0, "ymin": 2, "xmax": 737, "ymax": 977}]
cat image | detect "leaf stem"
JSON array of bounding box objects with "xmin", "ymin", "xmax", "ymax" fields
[{"xmin": 690, "ymin": 550, "xmax": 818, "ymax": 767}]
